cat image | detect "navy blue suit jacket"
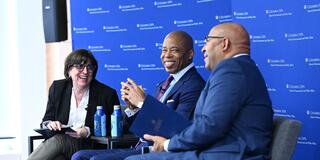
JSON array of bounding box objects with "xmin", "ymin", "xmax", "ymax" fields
[
  {"xmin": 143, "ymin": 66, "xmax": 205, "ymax": 120},
  {"xmin": 125, "ymin": 66, "xmax": 205, "ymax": 130},
  {"xmin": 165, "ymin": 56, "xmax": 273, "ymax": 160}
]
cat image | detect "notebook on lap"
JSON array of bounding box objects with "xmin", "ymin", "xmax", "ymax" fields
[
  {"xmin": 34, "ymin": 126, "xmax": 75, "ymax": 138},
  {"xmin": 129, "ymin": 102, "xmax": 191, "ymax": 139}
]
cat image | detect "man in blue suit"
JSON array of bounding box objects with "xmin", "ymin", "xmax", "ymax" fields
[
  {"xmin": 125, "ymin": 22, "xmax": 274, "ymax": 160},
  {"xmin": 71, "ymin": 31, "xmax": 205, "ymax": 160}
]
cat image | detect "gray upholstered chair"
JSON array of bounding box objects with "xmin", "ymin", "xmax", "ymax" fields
[{"xmin": 270, "ymin": 116, "xmax": 302, "ymax": 160}]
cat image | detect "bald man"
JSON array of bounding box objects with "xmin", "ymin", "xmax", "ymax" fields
[
  {"xmin": 126, "ymin": 22, "xmax": 274, "ymax": 160},
  {"xmin": 71, "ymin": 31, "xmax": 205, "ymax": 160}
]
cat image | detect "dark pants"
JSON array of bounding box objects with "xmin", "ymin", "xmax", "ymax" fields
[
  {"xmin": 72, "ymin": 148, "xmax": 141, "ymax": 160},
  {"xmin": 71, "ymin": 141, "xmax": 148, "ymax": 160},
  {"xmin": 124, "ymin": 151, "xmax": 199, "ymax": 160}
]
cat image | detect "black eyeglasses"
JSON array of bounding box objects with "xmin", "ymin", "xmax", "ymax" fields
[
  {"xmin": 73, "ymin": 64, "xmax": 95, "ymax": 72},
  {"xmin": 204, "ymin": 35, "xmax": 224, "ymax": 43}
]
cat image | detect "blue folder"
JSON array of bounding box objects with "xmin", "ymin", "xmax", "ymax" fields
[{"xmin": 129, "ymin": 101, "xmax": 191, "ymax": 139}]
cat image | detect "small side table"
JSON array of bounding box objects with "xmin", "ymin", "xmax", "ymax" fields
[{"xmin": 91, "ymin": 134, "xmax": 139, "ymax": 149}]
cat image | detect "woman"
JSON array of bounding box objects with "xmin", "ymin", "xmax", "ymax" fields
[{"xmin": 28, "ymin": 49, "xmax": 119, "ymax": 160}]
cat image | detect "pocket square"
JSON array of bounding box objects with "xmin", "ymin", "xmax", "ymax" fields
[{"xmin": 166, "ymin": 99, "xmax": 175, "ymax": 103}]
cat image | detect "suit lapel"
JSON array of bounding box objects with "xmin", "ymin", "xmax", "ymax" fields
[
  {"xmin": 59, "ymin": 79, "xmax": 72, "ymax": 124},
  {"xmin": 163, "ymin": 67, "xmax": 196, "ymax": 102},
  {"xmin": 88, "ymin": 80, "xmax": 99, "ymax": 106},
  {"xmin": 154, "ymin": 82, "xmax": 162, "ymax": 98},
  {"xmin": 86, "ymin": 80, "xmax": 99, "ymax": 123}
]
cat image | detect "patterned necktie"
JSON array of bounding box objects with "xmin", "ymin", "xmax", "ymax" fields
[{"xmin": 157, "ymin": 75, "xmax": 174, "ymax": 100}]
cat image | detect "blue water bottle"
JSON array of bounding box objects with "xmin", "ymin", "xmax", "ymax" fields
[
  {"xmin": 111, "ymin": 105, "xmax": 123, "ymax": 137},
  {"xmin": 94, "ymin": 106, "xmax": 107, "ymax": 136}
]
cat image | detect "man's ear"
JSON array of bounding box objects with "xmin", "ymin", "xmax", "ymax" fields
[
  {"xmin": 187, "ymin": 49, "xmax": 194, "ymax": 60},
  {"xmin": 222, "ymin": 38, "xmax": 230, "ymax": 51}
]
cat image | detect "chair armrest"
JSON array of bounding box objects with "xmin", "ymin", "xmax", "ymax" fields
[
  {"xmin": 109, "ymin": 134, "xmax": 139, "ymax": 149},
  {"xmin": 28, "ymin": 135, "xmax": 46, "ymax": 155}
]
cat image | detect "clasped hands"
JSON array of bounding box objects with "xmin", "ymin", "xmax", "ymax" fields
[
  {"xmin": 120, "ymin": 78, "xmax": 145, "ymax": 107},
  {"xmin": 121, "ymin": 78, "xmax": 168, "ymax": 152},
  {"xmin": 47, "ymin": 121, "xmax": 88, "ymax": 138}
]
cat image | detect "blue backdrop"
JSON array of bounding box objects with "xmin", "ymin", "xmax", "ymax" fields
[{"xmin": 70, "ymin": 0, "xmax": 320, "ymax": 159}]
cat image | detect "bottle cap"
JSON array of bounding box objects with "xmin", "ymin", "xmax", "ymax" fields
[
  {"xmin": 114, "ymin": 105, "xmax": 120, "ymax": 110},
  {"xmin": 97, "ymin": 106, "xmax": 103, "ymax": 109}
]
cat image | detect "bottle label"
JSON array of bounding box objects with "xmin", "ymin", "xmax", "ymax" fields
[
  {"xmin": 101, "ymin": 115, "xmax": 106, "ymax": 137},
  {"xmin": 111, "ymin": 114, "xmax": 123, "ymax": 137},
  {"xmin": 94, "ymin": 108, "xmax": 106, "ymax": 137},
  {"xmin": 94, "ymin": 114, "xmax": 101, "ymax": 136}
]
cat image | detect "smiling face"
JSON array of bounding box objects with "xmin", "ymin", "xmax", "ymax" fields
[
  {"xmin": 161, "ymin": 32, "xmax": 194, "ymax": 74},
  {"xmin": 202, "ymin": 23, "xmax": 251, "ymax": 71},
  {"xmin": 68, "ymin": 62, "xmax": 94, "ymax": 89},
  {"xmin": 202, "ymin": 27, "xmax": 225, "ymax": 71},
  {"xmin": 64, "ymin": 49, "xmax": 98, "ymax": 89}
]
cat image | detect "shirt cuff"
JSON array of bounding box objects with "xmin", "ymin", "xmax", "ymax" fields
[
  {"xmin": 41, "ymin": 120, "xmax": 51, "ymax": 128},
  {"xmin": 85, "ymin": 126, "xmax": 91, "ymax": 138},
  {"xmin": 137, "ymin": 101, "xmax": 144, "ymax": 108},
  {"xmin": 124, "ymin": 107, "xmax": 140, "ymax": 117},
  {"xmin": 124, "ymin": 101, "xmax": 144, "ymax": 117},
  {"xmin": 163, "ymin": 139, "xmax": 170, "ymax": 152}
]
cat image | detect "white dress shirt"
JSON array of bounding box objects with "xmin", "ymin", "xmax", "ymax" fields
[{"xmin": 67, "ymin": 88, "xmax": 91, "ymax": 137}]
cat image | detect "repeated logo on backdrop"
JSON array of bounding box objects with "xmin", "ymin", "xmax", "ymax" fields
[
  {"xmin": 250, "ymin": 34, "xmax": 275, "ymax": 43},
  {"xmin": 119, "ymin": 44, "xmax": 146, "ymax": 52},
  {"xmin": 118, "ymin": 4, "xmax": 144, "ymax": 12},
  {"xmin": 305, "ymin": 57, "xmax": 320, "ymax": 66},
  {"xmin": 215, "ymin": 14, "xmax": 233, "ymax": 23},
  {"xmin": 86, "ymin": 7, "xmax": 110, "ymax": 15},
  {"xmin": 72, "ymin": 27, "xmax": 95, "ymax": 34},
  {"xmin": 173, "ymin": 19, "xmax": 204, "ymax": 27},
  {"xmin": 71, "ymin": 0, "xmax": 319, "ymax": 159},
  {"xmin": 104, "ymin": 64, "xmax": 129, "ymax": 71},
  {"xmin": 285, "ymin": 83, "xmax": 316, "ymax": 93},
  {"xmin": 136, "ymin": 23, "xmax": 164, "ymax": 30},
  {"xmin": 267, "ymin": 58, "xmax": 294, "ymax": 67},
  {"xmin": 273, "ymin": 107, "xmax": 295, "ymax": 118},
  {"xmin": 306, "ymin": 110, "xmax": 320, "ymax": 119},
  {"xmin": 284, "ymin": 32, "xmax": 314, "ymax": 41},
  {"xmin": 233, "ymin": 11, "xmax": 256, "ymax": 19},
  {"xmin": 153, "ymin": 1, "xmax": 182, "ymax": 8},
  {"xmin": 304, "ymin": 3, "xmax": 320, "ymax": 13},
  {"xmin": 265, "ymin": 8, "xmax": 293, "ymax": 17},
  {"xmin": 103, "ymin": 26, "xmax": 128, "ymax": 33},
  {"xmin": 71, "ymin": 0, "xmax": 230, "ymax": 95},
  {"xmin": 88, "ymin": 45, "xmax": 111, "ymax": 53}
]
